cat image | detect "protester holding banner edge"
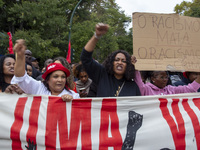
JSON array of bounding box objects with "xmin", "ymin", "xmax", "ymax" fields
[
  {"xmin": 0, "ymin": 54, "xmax": 24, "ymax": 94},
  {"xmin": 80, "ymin": 23, "xmax": 141, "ymax": 97},
  {"xmin": 132, "ymin": 56, "xmax": 200, "ymax": 96},
  {"xmin": 11, "ymin": 39, "xmax": 79, "ymax": 101},
  {"xmin": 53, "ymin": 56, "xmax": 77, "ymax": 92}
]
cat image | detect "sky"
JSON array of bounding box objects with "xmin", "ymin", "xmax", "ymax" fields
[{"xmin": 115, "ymin": 0, "xmax": 192, "ymax": 29}]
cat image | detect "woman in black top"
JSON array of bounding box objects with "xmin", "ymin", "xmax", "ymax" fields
[{"xmin": 81, "ymin": 23, "xmax": 141, "ymax": 97}]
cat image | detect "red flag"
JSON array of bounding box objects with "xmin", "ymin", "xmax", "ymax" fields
[
  {"xmin": 7, "ymin": 32, "xmax": 14, "ymax": 54},
  {"xmin": 66, "ymin": 41, "xmax": 71, "ymax": 64}
]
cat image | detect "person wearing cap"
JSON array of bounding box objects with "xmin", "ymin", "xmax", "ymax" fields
[
  {"xmin": 53, "ymin": 57, "xmax": 77, "ymax": 93},
  {"xmin": 25, "ymin": 49, "xmax": 32, "ymax": 63},
  {"xmin": 11, "ymin": 39, "xmax": 79, "ymax": 101}
]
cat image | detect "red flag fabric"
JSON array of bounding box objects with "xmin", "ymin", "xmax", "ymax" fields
[
  {"xmin": 7, "ymin": 32, "xmax": 14, "ymax": 54},
  {"xmin": 66, "ymin": 41, "xmax": 71, "ymax": 64}
]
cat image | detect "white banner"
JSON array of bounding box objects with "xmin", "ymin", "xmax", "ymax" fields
[{"xmin": 0, "ymin": 93, "xmax": 200, "ymax": 150}]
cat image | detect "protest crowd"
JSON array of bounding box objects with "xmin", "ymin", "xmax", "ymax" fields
[
  {"xmin": 1, "ymin": 23, "xmax": 200, "ymax": 99},
  {"xmin": 1, "ymin": 20, "xmax": 200, "ymax": 150}
]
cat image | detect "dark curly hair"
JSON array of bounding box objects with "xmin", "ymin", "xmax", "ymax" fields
[
  {"xmin": 102, "ymin": 50, "xmax": 135, "ymax": 81},
  {"xmin": 0, "ymin": 54, "xmax": 15, "ymax": 90}
]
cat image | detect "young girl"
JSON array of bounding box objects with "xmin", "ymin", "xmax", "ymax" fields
[
  {"xmin": 134, "ymin": 69, "xmax": 200, "ymax": 96},
  {"xmin": 132, "ymin": 56, "xmax": 200, "ymax": 96}
]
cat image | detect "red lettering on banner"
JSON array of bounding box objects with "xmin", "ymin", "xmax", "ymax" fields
[
  {"xmin": 182, "ymin": 98, "xmax": 200, "ymax": 149},
  {"xmin": 26, "ymin": 96, "xmax": 41, "ymax": 148},
  {"xmin": 159, "ymin": 98, "xmax": 186, "ymax": 150},
  {"xmin": 10, "ymin": 97, "xmax": 28, "ymax": 150},
  {"xmin": 99, "ymin": 99, "xmax": 122, "ymax": 150},
  {"xmin": 45, "ymin": 97, "xmax": 92, "ymax": 150}
]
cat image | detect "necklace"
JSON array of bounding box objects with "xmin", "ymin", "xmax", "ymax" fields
[{"xmin": 115, "ymin": 81, "xmax": 125, "ymax": 97}]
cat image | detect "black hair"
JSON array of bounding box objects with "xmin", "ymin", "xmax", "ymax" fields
[
  {"xmin": 140, "ymin": 71, "xmax": 151, "ymax": 83},
  {"xmin": 25, "ymin": 60, "xmax": 32, "ymax": 71},
  {"xmin": 102, "ymin": 50, "xmax": 135, "ymax": 81},
  {"xmin": 74, "ymin": 64, "xmax": 86, "ymax": 79},
  {"xmin": 0, "ymin": 54, "xmax": 15, "ymax": 90}
]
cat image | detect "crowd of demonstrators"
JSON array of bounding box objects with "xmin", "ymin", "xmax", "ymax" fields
[
  {"xmin": 81, "ymin": 23, "xmax": 141, "ymax": 97},
  {"xmin": 25, "ymin": 50, "xmax": 42, "ymax": 79},
  {"xmin": 25, "ymin": 61, "xmax": 33, "ymax": 77},
  {"xmin": 31, "ymin": 57, "xmax": 40, "ymax": 71},
  {"xmin": 36, "ymin": 58, "xmax": 53, "ymax": 81},
  {"xmin": 73, "ymin": 63, "xmax": 92, "ymax": 97},
  {"xmin": 11, "ymin": 39, "xmax": 79, "ymax": 101},
  {"xmin": 168, "ymin": 71, "xmax": 182, "ymax": 85},
  {"xmin": 1, "ymin": 23, "xmax": 200, "ymax": 99},
  {"xmin": 42, "ymin": 58, "xmax": 53, "ymax": 73},
  {"xmin": 0, "ymin": 54, "xmax": 24, "ymax": 94}
]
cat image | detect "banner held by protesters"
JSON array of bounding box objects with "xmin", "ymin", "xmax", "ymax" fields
[{"xmin": 0, "ymin": 93, "xmax": 200, "ymax": 149}]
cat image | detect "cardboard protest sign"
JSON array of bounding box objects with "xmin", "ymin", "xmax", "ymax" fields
[{"xmin": 132, "ymin": 12, "xmax": 200, "ymax": 71}]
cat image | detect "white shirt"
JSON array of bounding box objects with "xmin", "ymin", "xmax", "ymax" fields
[{"xmin": 11, "ymin": 72, "xmax": 80, "ymax": 98}]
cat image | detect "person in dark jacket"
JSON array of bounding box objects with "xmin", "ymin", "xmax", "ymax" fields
[
  {"xmin": 25, "ymin": 50, "xmax": 41, "ymax": 79},
  {"xmin": 81, "ymin": 23, "xmax": 141, "ymax": 97}
]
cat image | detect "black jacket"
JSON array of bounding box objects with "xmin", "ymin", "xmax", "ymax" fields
[{"xmin": 81, "ymin": 49, "xmax": 141, "ymax": 97}]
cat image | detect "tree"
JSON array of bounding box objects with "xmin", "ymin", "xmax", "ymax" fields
[
  {"xmin": 70, "ymin": 0, "xmax": 131, "ymax": 63},
  {"xmin": 0, "ymin": 0, "xmax": 4, "ymax": 7},
  {"xmin": 2, "ymin": 0, "xmax": 71, "ymax": 65},
  {"xmin": 0, "ymin": 0, "xmax": 132, "ymax": 66},
  {"xmin": 117, "ymin": 28, "xmax": 133, "ymax": 55},
  {"xmin": 174, "ymin": 0, "xmax": 200, "ymax": 17}
]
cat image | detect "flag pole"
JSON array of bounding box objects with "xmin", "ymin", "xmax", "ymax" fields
[{"xmin": 66, "ymin": 0, "xmax": 82, "ymax": 63}]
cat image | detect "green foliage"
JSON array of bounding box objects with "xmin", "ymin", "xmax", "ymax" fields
[
  {"xmin": 174, "ymin": 0, "xmax": 200, "ymax": 17},
  {"xmin": 0, "ymin": 0, "xmax": 4, "ymax": 7},
  {"xmin": 0, "ymin": 0, "xmax": 133, "ymax": 66},
  {"xmin": 70, "ymin": 21, "xmax": 95, "ymax": 63},
  {"xmin": 0, "ymin": 32, "xmax": 8, "ymax": 55},
  {"xmin": 13, "ymin": 30, "xmax": 60, "ymax": 65},
  {"xmin": 117, "ymin": 28, "xmax": 133, "ymax": 55}
]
